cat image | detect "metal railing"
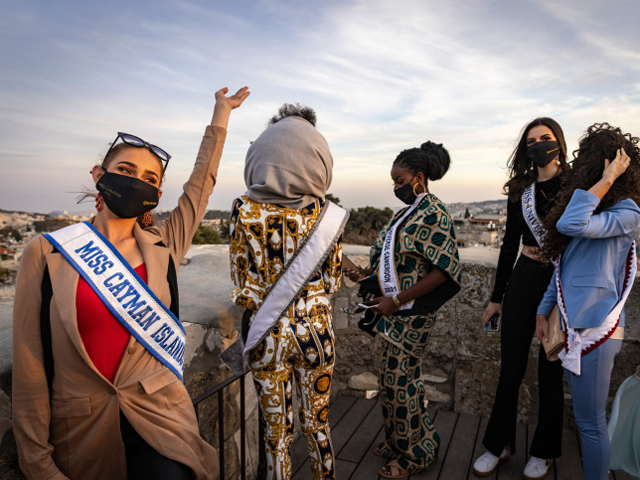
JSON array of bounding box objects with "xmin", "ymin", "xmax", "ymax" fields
[{"xmin": 192, "ymin": 371, "xmax": 266, "ymax": 480}]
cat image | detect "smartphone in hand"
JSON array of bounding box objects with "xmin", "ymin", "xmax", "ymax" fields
[{"xmin": 484, "ymin": 313, "xmax": 501, "ymax": 332}]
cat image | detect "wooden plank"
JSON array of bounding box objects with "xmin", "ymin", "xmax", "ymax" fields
[
  {"xmin": 467, "ymin": 417, "xmax": 496, "ymax": 480},
  {"xmin": 437, "ymin": 413, "xmax": 480, "ymax": 480},
  {"xmin": 330, "ymin": 397, "xmax": 378, "ymax": 455},
  {"xmin": 347, "ymin": 427, "xmax": 389, "ymax": 480},
  {"xmin": 335, "ymin": 459, "xmax": 358, "ymax": 478},
  {"xmin": 290, "ymin": 394, "xmax": 359, "ymax": 475},
  {"xmin": 496, "ymin": 422, "xmax": 527, "ymax": 479},
  {"xmin": 291, "ymin": 459, "xmax": 310, "ymax": 480},
  {"xmin": 409, "ymin": 409, "xmax": 458, "ymax": 479},
  {"xmin": 338, "ymin": 399, "xmax": 385, "ymax": 462},
  {"xmin": 555, "ymin": 428, "xmax": 582, "ymax": 480}
]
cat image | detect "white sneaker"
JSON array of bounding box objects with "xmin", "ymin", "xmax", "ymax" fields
[
  {"xmin": 523, "ymin": 456, "xmax": 553, "ymax": 480},
  {"xmin": 472, "ymin": 446, "xmax": 510, "ymax": 476}
]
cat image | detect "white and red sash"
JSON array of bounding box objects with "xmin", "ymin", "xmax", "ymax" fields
[{"xmin": 556, "ymin": 242, "xmax": 636, "ymax": 375}]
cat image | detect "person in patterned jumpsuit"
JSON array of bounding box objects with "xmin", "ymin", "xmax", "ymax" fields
[
  {"xmin": 346, "ymin": 141, "xmax": 462, "ymax": 478},
  {"xmin": 229, "ymin": 104, "xmax": 342, "ymax": 480}
]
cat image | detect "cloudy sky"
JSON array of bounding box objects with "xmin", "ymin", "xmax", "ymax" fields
[{"xmin": 1, "ymin": 0, "xmax": 639, "ymax": 214}]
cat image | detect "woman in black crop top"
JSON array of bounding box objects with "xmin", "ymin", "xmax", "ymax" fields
[{"xmin": 472, "ymin": 118, "xmax": 570, "ymax": 479}]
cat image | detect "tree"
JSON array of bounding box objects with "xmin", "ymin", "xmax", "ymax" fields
[
  {"xmin": 325, "ymin": 193, "xmax": 341, "ymax": 206},
  {"xmin": 343, "ymin": 206, "xmax": 394, "ymax": 245},
  {"xmin": 10, "ymin": 230, "xmax": 22, "ymax": 242},
  {"xmin": 192, "ymin": 225, "xmax": 221, "ymax": 244},
  {"xmin": 219, "ymin": 220, "xmax": 231, "ymax": 243},
  {"xmin": 464, "ymin": 208, "xmax": 470, "ymax": 219}
]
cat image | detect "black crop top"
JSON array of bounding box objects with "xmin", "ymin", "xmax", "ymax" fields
[{"xmin": 490, "ymin": 174, "xmax": 563, "ymax": 303}]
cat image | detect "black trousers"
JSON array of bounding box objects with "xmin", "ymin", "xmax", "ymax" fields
[
  {"xmin": 120, "ymin": 412, "xmax": 193, "ymax": 480},
  {"xmin": 483, "ymin": 255, "xmax": 564, "ymax": 459}
]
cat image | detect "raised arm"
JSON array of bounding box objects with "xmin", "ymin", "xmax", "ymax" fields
[{"xmin": 156, "ymin": 87, "xmax": 250, "ymax": 261}]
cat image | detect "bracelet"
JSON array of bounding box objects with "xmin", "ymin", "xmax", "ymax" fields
[{"xmin": 392, "ymin": 295, "xmax": 401, "ymax": 307}]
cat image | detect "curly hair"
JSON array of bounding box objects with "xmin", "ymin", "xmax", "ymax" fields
[
  {"xmin": 392, "ymin": 140, "xmax": 451, "ymax": 182},
  {"xmin": 541, "ymin": 123, "xmax": 640, "ymax": 260},
  {"xmin": 268, "ymin": 103, "xmax": 317, "ymax": 127},
  {"xmin": 503, "ymin": 117, "xmax": 569, "ymax": 202}
]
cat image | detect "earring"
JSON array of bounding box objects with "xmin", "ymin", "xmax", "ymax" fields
[
  {"xmin": 141, "ymin": 211, "xmax": 153, "ymax": 227},
  {"xmin": 557, "ymin": 159, "xmax": 561, "ymax": 165},
  {"xmin": 413, "ymin": 183, "xmax": 426, "ymax": 196},
  {"xmin": 530, "ymin": 163, "xmax": 534, "ymax": 171},
  {"xmin": 95, "ymin": 194, "xmax": 104, "ymax": 212}
]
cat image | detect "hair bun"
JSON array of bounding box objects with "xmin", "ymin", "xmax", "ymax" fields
[{"xmin": 420, "ymin": 141, "xmax": 451, "ymax": 181}]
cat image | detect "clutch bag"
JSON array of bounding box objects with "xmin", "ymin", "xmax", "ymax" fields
[{"xmin": 542, "ymin": 305, "xmax": 565, "ymax": 362}]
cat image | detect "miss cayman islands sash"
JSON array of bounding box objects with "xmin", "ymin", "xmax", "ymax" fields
[
  {"xmin": 220, "ymin": 201, "xmax": 349, "ymax": 375},
  {"xmin": 44, "ymin": 222, "xmax": 186, "ymax": 381},
  {"xmin": 556, "ymin": 242, "xmax": 636, "ymax": 375},
  {"xmin": 522, "ymin": 182, "xmax": 547, "ymax": 249},
  {"xmin": 379, "ymin": 193, "xmax": 426, "ymax": 310}
]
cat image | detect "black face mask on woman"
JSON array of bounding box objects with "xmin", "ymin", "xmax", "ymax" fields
[
  {"xmin": 527, "ymin": 140, "xmax": 560, "ymax": 168},
  {"xmin": 394, "ymin": 178, "xmax": 417, "ymax": 205},
  {"xmin": 96, "ymin": 172, "xmax": 159, "ymax": 219}
]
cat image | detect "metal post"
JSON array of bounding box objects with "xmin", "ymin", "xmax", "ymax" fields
[
  {"xmin": 240, "ymin": 376, "xmax": 246, "ymax": 480},
  {"xmin": 218, "ymin": 389, "xmax": 225, "ymax": 479}
]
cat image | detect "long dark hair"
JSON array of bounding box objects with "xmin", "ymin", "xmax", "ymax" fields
[
  {"xmin": 541, "ymin": 123, "xmax": 640, "ymax": 260},
  {"xmin": 503, "ymin": 117, "xmax": 569, "ymax": 202}
]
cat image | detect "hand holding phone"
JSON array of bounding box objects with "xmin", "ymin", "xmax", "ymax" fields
[{"xmin": 484, "ymin": 313, "xmax": 501, "ymax": 332}]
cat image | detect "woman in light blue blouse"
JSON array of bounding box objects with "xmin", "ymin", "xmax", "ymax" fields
[{"xmin": 536, "ymin": 123, "xmax": 640, "ymax": 480}]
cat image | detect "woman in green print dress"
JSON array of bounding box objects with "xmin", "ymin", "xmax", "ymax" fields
[{"xmin": 346, "ymin": 141, "xmax": 462, "ymax": 478}]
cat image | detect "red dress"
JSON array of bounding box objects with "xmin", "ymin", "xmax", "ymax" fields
[{"xmin": 76, "ymin": 264, "xmax": 147, "ymax": 382}]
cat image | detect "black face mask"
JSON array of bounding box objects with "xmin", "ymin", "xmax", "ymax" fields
[
  {"xmin": 96, "ymin": 172, "xmax": 159, "ymax": 219},
  {"xmin": 394, "ymin": 179, "xmax": 417, "ymax": 205},
  {"xmin": 527, "ymin": 140, "xmax": 560, "ymax": 168}
]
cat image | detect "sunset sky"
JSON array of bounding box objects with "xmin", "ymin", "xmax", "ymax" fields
[{"xmin": 1, "ymin": 0, "xmax": 639, "ymax": 213}]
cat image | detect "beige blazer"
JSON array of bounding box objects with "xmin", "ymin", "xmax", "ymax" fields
[{"xmin": 12, "ymin": 126, "xmax": 227, "ymax": 480}]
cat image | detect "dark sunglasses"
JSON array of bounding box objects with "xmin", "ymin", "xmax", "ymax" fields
[{"xmin": 105, "ymin": 132, "xmax": 171, "ymax": 168}]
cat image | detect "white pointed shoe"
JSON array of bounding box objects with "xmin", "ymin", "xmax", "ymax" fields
[
  {"xmin": 523, "ymin": 456, "xmax": 553, "ymax": 480},
  {"xmin": 472, "ymin": 445, "xmax": 510, "ymax": 477}
]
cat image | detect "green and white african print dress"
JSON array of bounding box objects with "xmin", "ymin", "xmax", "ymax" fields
[{"xmin": 370, "ymin": 193, "xmax": 461, "ymax": 474}]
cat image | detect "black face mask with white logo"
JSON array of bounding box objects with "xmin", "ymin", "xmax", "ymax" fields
[
  {"xmin": 96, "ymin": 172, "xmax": 159, "ymax": 219},
  {"xmin": 527, "ymin": 140, "xmax": 560, "ymax": 168}
]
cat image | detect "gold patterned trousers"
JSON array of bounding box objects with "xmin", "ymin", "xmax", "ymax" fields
[{"xmin": 250, "ymin": 314, "xmax": 335, "ymax": 480}]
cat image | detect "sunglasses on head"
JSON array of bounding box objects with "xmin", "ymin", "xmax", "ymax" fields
[{"xmin": 106, "ymin": 132, "xmax": 171, "ymax": 168}]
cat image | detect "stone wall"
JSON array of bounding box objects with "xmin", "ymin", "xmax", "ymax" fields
[
  {"xmin": 334, "ymin": 246, "xmax": 640, "ymax": 429},
  {"xmin": 1, "ymin": 244, "xmax": 640, "ymax": 477}
]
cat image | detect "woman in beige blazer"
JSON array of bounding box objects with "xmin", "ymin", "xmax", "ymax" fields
[{"xmin": 12, "ymin": 86, "xmax": 249, "ymax": 480}]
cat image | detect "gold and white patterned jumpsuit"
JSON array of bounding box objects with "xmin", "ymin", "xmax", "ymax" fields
[{"xmin": 229, "ymin": 195, "xmax": 342, "ymax": 480}]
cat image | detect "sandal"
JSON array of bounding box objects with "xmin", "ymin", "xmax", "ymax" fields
[
  {"xmin": 373, "ymin": 443, "xmax": 393, "ymax": 457},
  {"xmin": 373, "ymin": 447, "xmax": 386, "ymax": 457},
  {"xmin": 379, "ymin": 460, "xmax": 410, "ymax": 479}
]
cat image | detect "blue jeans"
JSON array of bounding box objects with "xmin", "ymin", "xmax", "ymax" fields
[{"xmin": 565, "ymin": 338, "xmax": 622, "ymax": 480}]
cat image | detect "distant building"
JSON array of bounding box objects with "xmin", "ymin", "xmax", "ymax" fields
[
  {"xmin": 0, "ymin": 246, "xmax": 17, "ymax": 261},
  {"xmin": 34, "ymin": 210, "xmax": 77, "ymax": 232}
]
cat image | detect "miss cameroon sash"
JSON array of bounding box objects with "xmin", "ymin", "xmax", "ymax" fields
[
  {"xmin": 378, "ymin": 194, "xmax": 426, "ymax": 310},
  {"xmin": 220, "ymin": 201, "xmax": 349, "ymax": 375},
  {"xmin": 556, "ymin": 242, "xmax": 636, "ymax": 375},
  {"xmin": 44, "ymin": 222, "xmax": 186, "ymax": 381},
  {"xmin": 522, "ymin": 183, "xmax": 547, "ymax": 249}
]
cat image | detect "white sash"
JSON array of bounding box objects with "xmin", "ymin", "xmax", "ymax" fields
[
  {"xmin": 220, "ymin": 201, "xmax": 349, "ymax": 375},
  {"xmin": 522, "ymin": 183, "xmax": 547, "ymax": 249},
  {"xmin": 44, "ymin": 222, "xmax": 186, "ymax": 381},
  {"xmin": 556, "ymin": 242, "xmax": 636, "ymax": 375},
  {"xmin": 379, "ymin": 194, "xmax": 426, "ymax": 310}
]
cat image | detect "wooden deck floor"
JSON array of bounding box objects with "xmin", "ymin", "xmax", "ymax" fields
[{"xmin": 290, "ymin": 395, "xmax": 636, "ymax": 480}]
